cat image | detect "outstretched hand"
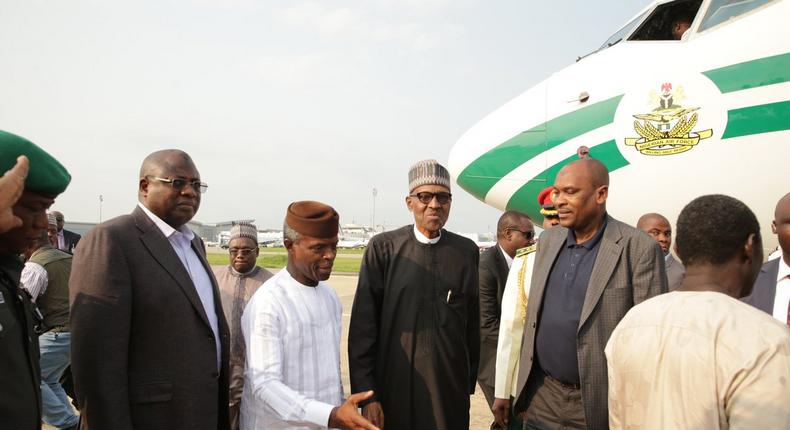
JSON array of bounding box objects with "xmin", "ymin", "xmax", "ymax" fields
[
  {"xmin": 329, "ymin": 391, "xmax": 380, "ymax": 430},
  {"xmin": 0, "ymin": 156, "xmax": 29, "ymax": 233}
]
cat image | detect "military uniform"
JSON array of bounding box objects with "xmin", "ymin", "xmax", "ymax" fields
[{"xmin": 0, "ymin": 254, "xmax": 43, "ymax": 429}]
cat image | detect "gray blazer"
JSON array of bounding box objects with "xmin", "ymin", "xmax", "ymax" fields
[
  {"xmin": 742, "ymin": 258, "xmax": 780, "ymax": 315},
  {"xmin": 666, "ymin": 254, "xmax": 685, "ymax": 291},
  {"xmin": 513, "ymin": 216, "xmax": 667, "ymax": 430},
  {"xmin": 70, "ymin": 206, "xmax": 231, "ymax": 430}
]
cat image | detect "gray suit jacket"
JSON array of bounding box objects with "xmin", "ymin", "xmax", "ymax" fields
[
  {"xmin": 513, "ymin": 216, "xmax": 667, "ymax": 430},
  {"xmin": 666, "ymin": 254, "xmax": 685, "ymax": 291},
  {"xmin": 70, "ymin": 207, "xmax": 231, "ymax": 430},
  {"xmin": 742, "ymin": 258, "xmax": 780, "ymax": 315},
  {"xmin": 478, "ymin": 244, "xmax": 510, "ymax": 389}
]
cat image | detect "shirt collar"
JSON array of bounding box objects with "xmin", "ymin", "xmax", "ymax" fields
[
  {"xmin": 566, "ymin": 216, "xmax": 607, "ymax": 250},
  {"xmin": 137, "ymin": 202, "xmax": 195, "ymax": 241},
  {"xmin": 499, "ymin": 245, "xmax": 514, "ymax": 269},
  {"xmin": 777, "ymin": 256, "xmax": 790, "ymax": 282},
  {"xmin": 413, "ymin": 224, "xmax": 441, "ymax": 245}
]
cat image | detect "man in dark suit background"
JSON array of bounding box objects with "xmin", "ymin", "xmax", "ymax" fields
[
  {"xmin": 513, "ymin": 159, "xmax": 667, "ymax": 429},
  {"xmin": 51, "ymin": 211, "xmax": 80, "ymax": 253},
  {"xmin": 743, "ymin": 192, "xmax": 790, "ymax": 325},
  {"xmin": 478, "ymin": 210, "xmax": 534, "ymax": 428},
  {"xmin": 70, "ymin": 150, "xmax": 231, "ymax": 430},
  {"xmin": 637, "ymin": 212, "xmax": 685, "ymax": 291}
]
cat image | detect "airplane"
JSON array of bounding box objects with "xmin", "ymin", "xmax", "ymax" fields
[{"xmin": 448, "ymin": 0, "xmax": 789, "ymax": 253}]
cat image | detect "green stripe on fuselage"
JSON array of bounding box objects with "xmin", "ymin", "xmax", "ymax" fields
[
  {"xmin": 457, "ymin": 95, "xmax": 623, "ymax": 201},
  {"xmin": 703, "ymin": 52, "xmax": 790, "ymax": 94},
  {"xmin": 505, "ymin": 140, "xmax": 629, "ymax": 222},
  {"xmin": 722, "ymin": 100, "xmax": 790, "ymax": 139}
]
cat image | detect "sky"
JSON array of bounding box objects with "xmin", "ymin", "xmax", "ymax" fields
[{"xmin": 0, "ymin": 0, "xmax": 651, "ymax": 233}]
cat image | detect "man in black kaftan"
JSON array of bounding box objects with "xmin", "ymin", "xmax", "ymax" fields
[{"xmin": 348, "ymin": 159, "xmax": 480, "ymax": 430}]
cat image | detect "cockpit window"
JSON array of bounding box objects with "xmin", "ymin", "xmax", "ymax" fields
[
  {"xmin": 629, "ymin": 0, "xmax": 703, "ymax": 41},
  {"xmin": 698, "ymin": 0, "xmax": 775, "ymax": 32},
  {"xmin": 598, "ymin": 10, "xmax": 650, "ymax": 50}
]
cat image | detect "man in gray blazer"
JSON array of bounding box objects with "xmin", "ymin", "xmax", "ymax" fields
[
  {"xmin": 512, "ymin": 159, "xmax": 667, "ymax": 430},
  {"xmin": 743, "ymin": 192, "xmax": 790, "ymax": 324},
  {"xmin": 70, "ymin": 150, "xmax": 231, "ymax": 430},
  {"xmin": 637, "ymin": 212, "xmax": 685, "ymax": 291}
]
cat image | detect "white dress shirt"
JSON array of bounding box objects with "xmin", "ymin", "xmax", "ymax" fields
[
  {"xmin": 241, "ymin": 269, "xmax": 343, "ymax": 430},
  {"xmin": 20, "ymin": 262, "xmax": 48, "ymax": 302},
  {"xmin": 772, "ymin": 257, "xmax": 790, "ymax": 323},
  {"xmin": 137, "ymin": 202, "xmax": 221, "ymax": 369},
  {"xmin": 500, "ymin": 245, "xmax": 514, "ymax": 269}
]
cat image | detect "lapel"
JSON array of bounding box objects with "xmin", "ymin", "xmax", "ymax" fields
[
  {"xmin": 578, "ymin": 216, "xmax": 623, "ymax": 331},
  {"xmin": 133, "ymin": 206, "xmax": 211, "ymax": 329},
  {"xmin": 530, "ymin": 229, "xmax": 566, "ymax": 310},
  {"xmin": 757, "ymin": 259, "xmax": 780, "ymax": 311}
]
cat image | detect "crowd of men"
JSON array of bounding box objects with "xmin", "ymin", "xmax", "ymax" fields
[{"xmin": 0, "ymin": 128, "xmax": 788, "ymax": 430}]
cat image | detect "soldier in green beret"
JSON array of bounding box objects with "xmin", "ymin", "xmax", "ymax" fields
[{"xmin": 0, "ymin": 130, "xmax": 71, "ymax": 430}]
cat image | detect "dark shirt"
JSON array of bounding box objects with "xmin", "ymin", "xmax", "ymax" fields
[
  {"xmin": 535, "ymin": 218, "xmax": 607, "ymax": 385},
  {"xmin": 0, "ymin": 254, "xmax": 42, "ymax": 429}
]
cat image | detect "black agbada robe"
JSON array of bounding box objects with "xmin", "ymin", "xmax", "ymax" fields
[{"xmin": 349, "ymin": 225, "xmax": 480, "ymax": 430}]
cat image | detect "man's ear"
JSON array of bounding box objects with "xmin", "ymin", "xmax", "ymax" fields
[
  {"xmin": 743, "ymin": 233, "xmax": 761, "ymax": 265},
  {"xmin": 596, "ymin": 185, "xmax": 609, "ymax": 204},
  {"xmin": 139, "ymin": 178, "xmax": 149, "ymax": 196},
  {"xmin": 405, "ymin": 195, "xmax": 414, "ymax": 213},
  {"xmin": 284, "ymin": 238, "xmax": 294, "ymax": 253},
  {"xmin": 772, "ymin": 219, "xmax": 778, "ymax": 235}
]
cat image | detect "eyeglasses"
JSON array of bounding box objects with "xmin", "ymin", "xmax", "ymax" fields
[
  {"xmin": 229, "ymin": 248, "xmax": 256, "ymax": 256},
  {"xmin": 507, "ymin": 228, "xmax": 535, "ymax": 240},
  {"xmin": 148, "ymin": 177, "xmax": 208, "ymax": 194},
  {"xmin": 410, "ymin": 192, "xmax": 452, "ymax": 205}
]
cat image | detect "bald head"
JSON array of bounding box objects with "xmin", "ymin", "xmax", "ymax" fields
[
  {"xmin": 139, "ymin": 149, "xmax": 196, "ymax": 180},
  {"xmin": 637, "ymin": 213, "xmax": 669, "ymax": 230},
  {"xmin": 559, "ymin": 158, "xmax": 609, "ymax": 188},
  {"xmin": 637, "ymin": 212, "xmax": 672, "ymax": 255},
  {"xmin": 496, "ymin": 210, "xmax": 534, "ymax": 257}
]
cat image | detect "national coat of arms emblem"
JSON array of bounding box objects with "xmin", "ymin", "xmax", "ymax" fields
[{"xmin": 625, "ymin": 82, "xmax": 712, "ymax": 156}]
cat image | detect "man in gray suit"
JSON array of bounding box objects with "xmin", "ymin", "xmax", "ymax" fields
[
  {"xmin": 637, "ymin": 212, "xmax": 685, "ymax": 291},
  {"xmin": 743, "ymin": 192, "xmax": 790, "ymax": 324},
  {"xmin": 70, "ymin": 150, "xmax": 231, "ymax": 429},
  {"xmin": 512, "ymin": 159, "xmax": 667, "ymax": 430}
]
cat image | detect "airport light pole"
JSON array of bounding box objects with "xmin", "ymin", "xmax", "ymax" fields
[
  {"xmin": 99, "ymin": 194, "xmax": 103, "ymax": 222},
  {"xmin": 371, "ymin": 187, "xmax": 377, "ymax": 230}
]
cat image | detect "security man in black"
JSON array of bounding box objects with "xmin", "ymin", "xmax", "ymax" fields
[{"xmin": 0, "ymin": 129, "xmax": 71, "ymax": 429}]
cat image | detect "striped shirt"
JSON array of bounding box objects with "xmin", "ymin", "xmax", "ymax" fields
[{"xmin": 241, "ymin": 269, "xmax": 343, "ymax": 430}]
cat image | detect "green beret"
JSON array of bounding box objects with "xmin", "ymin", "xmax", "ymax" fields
[{"xmin": 0, "ymin": 129, "xmax": 71, "ymax": 195}]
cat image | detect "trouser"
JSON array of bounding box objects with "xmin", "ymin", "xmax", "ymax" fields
[
  {"xmin": 39, "ymin": 331, "xmax": 79, "ymax": 428},
  {"xmin": 519, "ymin": 371, "xmax": 585, "ymax": 430}
]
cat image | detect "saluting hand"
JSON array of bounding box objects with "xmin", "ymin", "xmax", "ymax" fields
[
  {"xmin": 329, "ymin": 391, "xmax": 381, "ymax": 430},
  {"xmin": 0, "ymin": 156, "xmax": 29, "ymax": 233}
]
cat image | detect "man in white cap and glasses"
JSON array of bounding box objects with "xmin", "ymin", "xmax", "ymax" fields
[
  {"xmin": 213, "ymin": 221, "xmax": 273, "ymax": 429},
  {"xmin": 349, "ymin": 159, "xmax": 481, "ymax": 430}
]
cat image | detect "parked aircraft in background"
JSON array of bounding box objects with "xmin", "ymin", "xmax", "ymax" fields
[{"xmin": 449, "ymin": 0, "xmax": 788, "ymax": 252}]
